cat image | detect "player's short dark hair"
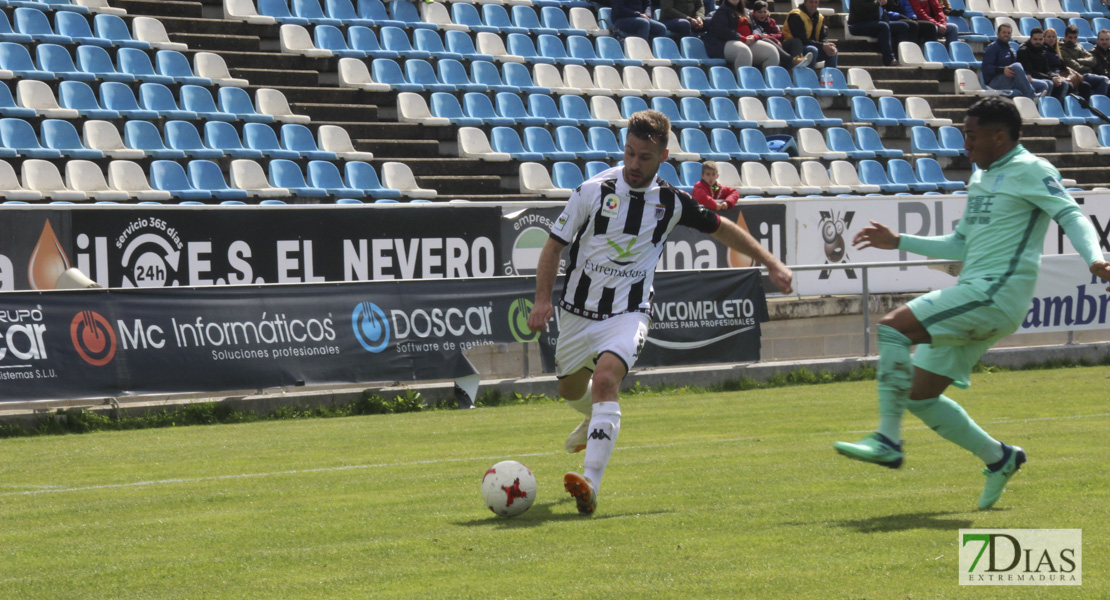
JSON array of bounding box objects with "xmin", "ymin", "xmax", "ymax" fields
[
  {"xmin": 628, "ymin": 110, "xmax": 670, "ymax": 151},
  {"xmin": 1065, "ymin": 24, "xmax": 1079, "ymax": 35},
  {"xmin": 1029, "ymin": 26, "xmax": 1044, "ymax": 36},
  {"xmin": 967, "ymin": 97, "xmax": 1022, "ymax": 141}
]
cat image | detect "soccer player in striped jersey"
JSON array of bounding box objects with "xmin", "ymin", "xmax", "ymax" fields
[
  {"xmin": 527, "ymin": 110, "xmax": 794, "ymax": 515},
  {"xmin": 835, "ymin": 97, "xmax": 1110, "ymax": 509}
]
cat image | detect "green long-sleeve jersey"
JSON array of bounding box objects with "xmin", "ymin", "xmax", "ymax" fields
[{"xmin": 898, "ymin": 144, "xmax": 1103, "ymax": 323}]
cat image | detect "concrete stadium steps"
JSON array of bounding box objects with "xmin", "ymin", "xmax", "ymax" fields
[{"xmin": 111, "ymin": 0, "xmax": 202, "ymax": 18}]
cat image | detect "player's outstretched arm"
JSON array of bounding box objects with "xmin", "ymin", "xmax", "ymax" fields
[
  {"xmin": 852, "ymin": 220, "xmax": 900, "ymax": 251},
  {"xmin": 1090, "ymin": 261, "xmax": 1110, "ymax": 292},
  {"xmin": 528, "ymin": 237, "xmax": 566, "ymax": 332},
  {"xmin": 711, "ymin": 218, "xmax": 794, "ymax": 294}
]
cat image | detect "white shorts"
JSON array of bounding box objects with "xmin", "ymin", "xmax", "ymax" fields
[{"xmin": 554, "ymin": 310, "xmax": 650, "ymax": 378}]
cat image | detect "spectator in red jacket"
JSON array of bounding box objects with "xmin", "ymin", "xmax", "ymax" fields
[
  {"xmin": 907, "ymin": 0, "xmax": 957, "ymax": 48},
  {"xmin": 692, "ymin": 161, "xmax": 740, "ymax": 210}
]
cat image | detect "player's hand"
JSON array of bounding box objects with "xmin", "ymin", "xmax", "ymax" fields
[
  {"xmin": 853, "ymin": 220, "xmax": 900, "ymax": 250},
  {"xmin": 1089, "ymin": 260, "xmax": 1110, "ymax": 291},
  {"xmin": 527, "ymin": 298, "xmax": 554, "ymax": 332},
  {"xmin": 768, "ymin": 263, "xmax": 794, "ymax": 295}
]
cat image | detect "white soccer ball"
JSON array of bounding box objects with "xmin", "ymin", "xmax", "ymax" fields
[{"xmin": 481, "ymin": 460, "xmax": 537, "ymax": 518}]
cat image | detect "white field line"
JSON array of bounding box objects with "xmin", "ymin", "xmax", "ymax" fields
[{"xmin": 4, "ymin": 411, "xmax": 1108, "ymax": 498}]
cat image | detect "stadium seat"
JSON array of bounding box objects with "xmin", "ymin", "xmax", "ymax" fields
[
  {"xmin": 677, "ymin": 66, "xmax": 724, "ymax": 98},
  {"xmin": 954, "ymin": 68, "xmax": 1005, "ymax": 96},
  {"xmin": 103, "ymin": 160, "xmax": 166, "ymax": 201},
  {"xmin": 770, "ymin": 162, "xmax": 822, "ymax": 195},
  {"xmin": 910, "ymin": 125, "xmax": 961, "ymax": 157},
  {"xmin": 652, "ymin": 36, "xmax": 695, "ymax": 67},
  {"xmin": 765, "ymin": 65, "xmax": 799, "ymax": 96},
  {"xmin": 742, "ymin": 162, "xmax": 791, "ymax": 196},
  {"xmin": 148, "ymin": 159, "xmax": 213, "ymax": 201},
  {"xmin": 523, "ymin": 126, "xmax": 575, "ymax": 160},
  {"xmin": 741, "ymin": 129, "xmax": 790, "ymax": 161},
  {"xmin": 680, "ymin": 128, "xmax": 729, "ymax": 161},
  {"xmin": 551, "ymin": 161, "xmax": 586, "ymax": 191},
  {"xmin": 456, "ymin": 126, "xmax": 507, "ymax": 162},
  {"xmin": 338, "ymin": 57, "xmax": 392, "ymax": 92},
  {"xmin": 314, "ymin": 24, "xmax": 363, "ymax": 57},
  {"xmin": 825, "ymin": 127, "xmax": 873, "ymax": 159},
  {"xmin": 680, "ymin": 36, "xmax": 726, "ymax": 67},
  {"xmin": 1039, "ymin": 96, "xmax": 1085, "ymax": 125},
  {"xmin": 569, "ymin": 6, "xmax": 607, "ymax": 36},
  {"xmin": 800, "ymin": 160, "xmax": 852, "ymax": 194},
  {"xmin": 563, "ymin": 64, "xmax": 605, "ymax": 95},
  {"xmin": 533, "ymin": 63, "xmax": 582, "ymax": 94},
  {"xmin": 94, "ymin": 13, "xmax": 150, "ymax": 48},
  {"xmin": 13, "ymin": 7, "xmax": 73, "ymax": 44},
  {"xmin": 739, "ymin": 66, "xmax": 785, "ymax": 96},
  {"xmin": 566, "ymin": 35, "xmax": 609, "ymax": 66},
  {"xmin": 584, "ymin": 161, "xmax": 611, "ymax": 179},
  {"xmin": 459, "ymin": 92, "xmax": 508, "ymax": 126},
  {"xmin": 905, "ymin": 97, "xmax": 953, "ymax": 127},
  {"xmin": 949, "ymin": 15, "xmax": 988, "ymax": 42},
  {"xmin": 41, "ymin": 119, "xmax": 103, "ymax": 159},
  {"xmin": 586, "ymin": 127, "xmax": 624, "ymax": 160},
  {"xmin": 1097, "ymin": 123, "xmax": 1110, "ymax": 148},
  {"xmin": 381, "ymin": 161, "xmax": 436, "ymax": 199},
  {"xmin": 878, "ymin": 96, "xmax": 927, "ymax": 126},
  {"xmin": 767, "ymin": 96, "xmax": 815, "ymax": 127},
  {"xmin": 118, "ymin": 47, "xmax": 175, "ymax": 84},
  {"xmin": 0, "ymin": 42, "xmax": 54, "ymax": 80},
  {"xmin": 798, "ymin": 128, "xmax": 849, "ymax": 160},
  {"xmin": 820, "ymin": 67, "xmax": 866, "ymax": 96},
  {"xmin": 707, "ymin": 96, "xmax": 757, "ymax": 128},
  {"xmin": 1012, "ymin": 95, "xmax": 1057, "ymax": 125},
  {"xmin": 0, "ymin": 160, "xmax": 40, "ymax": 200},
  {"xmin": 493, "ymin": 92, "xmax": 544, "ymax": 126},
  {"xmin": 623, "ymin": 35, "xmax": 667, "ymax": 66},
  {"xmin": 205, "ymin": 121, "xmax": 263, "ymax": 159},
  {"xmin": 404, "ymin": 58, "xmax": 456, "ymax": 92},
  {"xmin": 591, "ymin": 95, "xmax": 628, "ymax": 127},
  {"xmin": 74, "ymin": 45, "xmax": 131, "ymax": 82},
  {"xmin": 165, "ymin": 120, "xmax": 223, "ymax": 159},
  {"xmin": 859, "ymin": 159, "xmax": 910, "ymax": 193},
  {"xmin": 916, "ymin": 157, "xmax": 966, "ymax": 190},
  {"xmin": 269, "ymin": 159, "xmax": 327, "ymax": 197},
  {"xmin": 856, "ymin": 126, "xmax": 903, "ymax": 157},
  {"xmin": 791, "ymin": 66, "xmax": 836, "ymax": 97},
  {"xmin": 796, "ymin": 96, "xmax": 842, "ymax": 126},
  {"xmin": 315, "ymin": 125, "xmax": 372, "ymax": 161},
  {"xmin": 924, "ymin": 41, "xmax": 971, "ymax": 68},
  {"xmin": 846, "ymin": 68, "xmax": 894, "ymax": 97},
  {"xmin": 292, "ymin": 0, "xmax": 341, "ymax": 24},
  {"xmin": 23, "ymin": 159, "xmax": 88, "ymax": 201},
  {"xmin": 307, "ymin": 160, "xmax": 365, "ymax": 197},
  {"xmin": 51, "ymin": 83, "xmax": 109, "ymax": 124},
  {"xmin": 415, "ymin": 29, "xmax": 463, "ymax": 61},
  {"xmin": 560, "ymin": 94, "xmax": 606, "ymax": 126},
  {"xmin": 15, "ymin": 80, "xmax": 79, "ymax": 119},
  {"xmin": 505, "ymin": 63, "xmax": 555, "ymax": 94},
  {"xmin": 388, "ymin": 0, "xmax": 436, "ymax": 29},
  {"xmin": 537, "ymin": 33, "xmax": 584, "ymax": 65},
  {"xmin": 133, "ymin": 16, "xmax": 187, "ymax": 51},
  {"xmin": 121, "ymin": 120, "xmax": 183, "ymax": 159},
  {"xmin": 347, "ymin": 26, "xmax": 399, "ymax": 59},
  {"xmin": 258, "ymin": 0, "xmax": 311, "ymax": 24},
  {"xmin": 436, "ymin": 59, "xmax": 485, "ymax": 91},
  {"xmin": 255, "ymin": 88, "xmax": 310, "ymax": 123},
  {"xmin": 396, "ymin": 91, "xmax": 449, "ymax": 126},
  {"xmin": 138, "ymin": 82, "xmax": 199, "ymax": 120},
  {"xmin": 0, "ymin": 118, "xmax": 57, "ymax": 158},
  {"xmin": 1064, "ymin": 95, "xmax": 1100, "ymax": 124},
  {"xmin": 430, "ymin": 91, "xmax": 480, "ymax": 125},
  {"xmin": 552, "ymin": 126, "xmax": 604, "ymax": 161},
  {"xmin": 592, "ymin": 65, "xmax": 638, "ymax": 96},
  {"xmin": 214, "ymin": 87, "xmax": 272, "ymax": 123},
  {"xmin": 641, "ymin": 96, "xmax": 686, "ymax": 129},
  {"xmin": 280, "ymin": 123, "xmax": 336, "ymax": 160},
  {"xmin": 82, "ymin": 120, "xmax": 143, "ymax": 159},
  {"xmin": 445, "ymin": 31, "xmax": 493, "ymax": 63},
  {"xmin": 709, "ymin": 128, "xmax": 758, "ymax": 161},
  {"xmin": 938, "ymin": 125, "xmax": 967, "ymax": 154},
  {"xmin": 36, "ymin": 44, "xmax": 94, "ymax": 82},
  {"xmin": 229, "ymin": 159, "xmax": 290, "ymax": 198},
  {"xmin": 851, "ymin": 96, "xmax": 899, "ymax": 126},
  {"xmin": 323, "ymin": 0, "xmax": 375, "ymax": 25},
  {"xmin": 519, "ymin": 162, "xmax": 572, "ymax": 198},
  {"xmin": 676, "ymin": 97, "xmax": 723, "ymax": 129},
  {"xmin": 527, "ymin": 94, "xmax": 574, "ymax": 126},
  {"xmin": 1, "ymin": 81, "xmax": 39, "ymax": 118},
  {"xmin": 652, "ymin": 66, "xmax": 697, "ymax": 97},
  {"xmin": 356, "ymin": 0, "xmax": 404, "ymax": 26},
  {"xmin": 420, "ymin": 0, "xmax": 465, "ymax": 31},
  {"xmin": 188, "ymin": 160, "xmax": 249, "ymax": 200},
  {"xmin": 488, "ymin": 126, "xmax": 541, "ymax": 160},
  {"xmin": 739, "ymin": 97, "xmax": 787, "ymax": 128},
  {"xmin": 240, "ymin": 122, "xmax": 297, "ymax": 159},
  {"xmin": 596, "ymin": 36, "xmax": 639, "ymax": 66},
  {"xmin": 98, "ymin": 81, "xmax": 156, "ymax": 119},
  {"xmin": 888, "ymin": 158, "xmax": 938, "ymax": 192},
  {"xmin": 829, "ymin": 160, "xmax": 882, "ymax": 194},
  {"xmin": 0, "ymin": 11, "xmax": 34, "ymax": 44},
  {"xmin": 475, "ymin": 31, "xmax": 525, "ymax": 63}
]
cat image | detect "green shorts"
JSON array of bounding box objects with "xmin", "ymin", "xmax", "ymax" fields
[{"xmin": 907, "ymin": 283, "xmax": 1021, "ymax": 389}]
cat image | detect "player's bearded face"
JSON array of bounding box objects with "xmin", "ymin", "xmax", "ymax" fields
[{"xmin": 622, "ymin": 134, "xmax": 668, "ymax": 189}]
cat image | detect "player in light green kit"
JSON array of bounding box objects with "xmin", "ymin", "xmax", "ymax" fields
[{"xmin": 835, "ymin": 97, "xmax": 1110, "ymax": 509}]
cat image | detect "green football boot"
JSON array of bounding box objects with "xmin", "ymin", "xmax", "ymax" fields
[
  {"xmin": 834, "ymin": 432, "xmax": 904, "ymax": 469},
  {"xmin": 979, "ymin": 443, "xmax": 1026, "ymax": 510}
]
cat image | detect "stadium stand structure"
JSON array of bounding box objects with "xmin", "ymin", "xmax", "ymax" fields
[{"xmin": 0, "ymin": 0, "xmax": 1107, "ymax": 206}]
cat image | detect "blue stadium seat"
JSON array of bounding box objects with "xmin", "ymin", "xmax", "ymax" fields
[
  {"xmin": 739, "ymin": 66, "xmax": 785, "ymax": 96},
  {"xmin": 653, "ymin": 36, "xmax": 698, "ymax": 66},
  {"xmin": 348, "ymin": 26, "xmax": 399, "ymax": 59},
  {"xmin": 1, "ymin": 81, "xmax": 38, "ymax": 117},
  {"xmin": 938, "ymin": 125, "xmax": 966, "ymax": 154},
  {"xmin": 948, "ymin": 16, "xmax": 988, "ymax": 43},
  {"xmin": 1069, "ymin": 17, "xmax": 1096, "ymax": 41},
  {"xmin": 0, "ymin": 11, "xmax": 34, "ymax": 44},
  {"xmin": 910, "ymin": 125, "xmax": 960, "ymax": 157},
  {"xmin": 138, "ymin": 82, "xmax": 198, "ymax": 120},
  {"xmin": 438, "ymin": 58, "xmax": 486, "ymax": 92},
  {"xmin": 512, "ymin": 5, "xmax": 555, "ymax": 34},
  {"xmin": 471, "ymin": 60, "xmax": 517, "ymax": 93},
  {"xmin": 763, "ymin": 66, "xmax": 798, "ymax": 95},
  {"xmin": 949, "ymin": 0, "xmax": 982, "ymax": 16},
  {"xmin": 356, "ymin": 0, "xmax": 404, "ymax": 26},
  {"xmin": 708, "ymin": 66, "xmax": 755, "ymax": 97},
  {"xmin": 97, "ymin": 83, "xmax": 160, "ymax": 122},
  {"xmin": 446, "ymin": 30, "xmax": 494, "ymax": 62},
  {"xmin": 93, "ymin": 13, "xmax": 151, "ymax": 49},
  {"xmin": 495, "ymin": 92, "xmax": 545, "ymax": 126},
  {"xmin": 345, "ymin": 160, "xmax": 402, "ymax": 198},
  {"xmin": 243, "ymin": 122, "xmax": 300, "ymax": 159},
  {"xmin": 708, "ymin": 96, "xmax": 758, "ymax": 128},
  {"xmin": 1090, "ymin": 95, "xmax": 1110, "ymax": 120},
  {"xmin": 584, "ymin": 160, "xmax": 611, "ymax": 178},
  {"xmin": 560, "ymin": 94, "xmax": 606, "ymax": 127},
  {"xmin": 1072, "ymin": 0, "xmax": 1101, "ymax": 18},
  {"xmin": 325, "ymin": 0, "xmax": 376, "ymax": 26},
  {"xmin": 1064, "ymin": 95, "xmax": 1100, "ymax": 123},
  {"xmin": 388, "ymin": 0, "xmax": 436, "ymax": 29},
  {"xmin": 679, "ymin": 160, "xmax": 702, "ymax": 189},
  {"xmin": 415, "ymin": 29, "xmax": 463, "ymax": 61},
  {"xmin": 189, "ymin": 160, "xmax": 249, "ymax": 200},
  {"xmin": 380, "ymin": 26, "xmax": 430, "ymax": 59},
  {"xmin": 431, "ymin": 91, "xmax": 481, "ymax": 125},
  {"xmin": 660, "ymin": 96, "xmax": 704, "ymax": 128},
  {"xmin": 682, "ymin": 66, "xmax": 728, "ymax": 97},
  {"xmin": 709, "ymin": 128, "xmax": 758, "ymax": 161},
  {"xmin": 0, "ymin": 42, "xmax": 53, "ymax": 80},
  {"xmin": 151, "ymin": 159, "xmax": 213, "ymax": 200},
  {"xmin": 656, "ymin": 162, "xmax": 683, "ymax": 189},
  {"xmin": 503, "ymin": 62, "xmax": 552, "ymax": 94},
  {"xmin": 970, "ymin": 16, "xmax": 997, "ymax": 41},
  {"xmin": 527, "ymin": 94, "xmax": 574, "ymax": 126},
  {"xmin": 878, "ymin": 96, "xmax": 926, "ymax": 126},
  {"xmin": 1018, "ymin": 17, "xmax": 1042, "ymax": 40},
  {"xmin": 178, "ymin": 84, "xmax": 233, "ymax": 121},
  {"xmin": 916, "ymin": 157, "xmax": 965, "ymax": 191},
  {"xmin": 621, "ymin": 96, "xmax": 651, "ymax": 121},
  {"xmin": 13, "ymin": 7, "xmax": 73, "ymax": 44},
  {"xmin": 541, "ymin": 6, "xmax": 587, "ymax": 36},
  {"xmin": 950, "ymin": 41, "xmax": 980, "ymax": 67},
  {"xmin": 859, "ymin": 159, "xmax": 910, "ymax": 193},
  {"xmin": 371, "ymin": 58, "xmax": 423, "ymax": 92},
  {"xmin": 820, "ymin": 67, "xmax": 866, "ymax": 96},
  {"xmin": 586, "ymin": 127, "xmax": 623, "ymax": 160},
  {"xmin": 796, "ymin": 96, "xmax": 841, "ymax": 126},
  {"xmin": 555, "ymin": 125, "xmax": 606, "ymax": 160},
  {"xmin": 404, "ymin": 58, "xmax": 454, "ymax": 92},
  {"xmin": 826, "ymin": 126, "xmax": 872, "ymax": 158},
  {"xmin": 524, "ymin": 126, "xmax": 575, "ymax": 160},
  {"xmin": 538, "ymin": 33, "xmax": 584, "ymax": 65},
  {"xmin": 480, "ymin": 4, "xmax": 523, "ymax": 32},
  {"xmin": 217, "ymin": 87, "xmax": 274, "ymax": 123},
  {"xmin": 1097, "ymin": 123, "xmax": 1110, "ymax": 148},
  {"xmin": 117, "ymin": 47, "xmax": 174, "ymax": 84},
  {"xmin": 851, "ymin": 96, "xmax": 899, "ymax": 126},
  {"xmin": 36, "ymin": 44, "xmax": 94, "ymax": 82},
  {"xmin": 596, "ymin": 36, "xmax": 639, "ymax": 66},
  {"xmin": 925, "ymin": 40, "xmax": 970, "ymax": 68},
  {"xmin": 315, "ymin": 24, "xmax": 363, "ymax": 57},
  {"xmin": 855, "ymin": 126, "xmax": 903, "ymax": 157},
  {"xmin": 888, "ymin": 158, "xmax": 938, "ymax": 192},
  {"xmin": 41, "ymin": 119, "xmax": 103, "ymax": 158},
  {"xmin": 741, "ymin": 128, "xmax": 789, "ymax": 160},
  {"xmin": 680, "ymin": 128, "xmax": 728, "ymax": 160},
  {"xmin": 451, "ymin": 3, "xmax": 497, "ymax": 32},
  {"xmin": 791, "ymin": 66, "xmax": 835, "ymax": 97},
  {"xmin": 552, "ymin": 161, "xmax": 585, "ymax": 190},
  {"xmin": 280, "ymin": 123, "xmax": 337, "ymax": 160},
  {"xmin": 157, "ymin": 50, "xmax": 211, "ymax": 85},
  {"xmin": 292, "ymin": 0, "xmax": 341, "ymax": 25},
  {"xmin": 1039, "ymin": 96, "xmax": 1085, "ymax": 124},
  {"xmin": 0, "ymin": 118, "xmax": 61, "ymax": 158},
  {"xmin": 767, "ymin": 96, "xmax": 815, "ymax": 127},
  {"xmin": 269, "ymin": 159, "xmax": 328, "ymax": 197},
  {"xmin": 507, "ymin": 32, "xmax": 554, "ymax": 64},
  {"xmin": 75, "ymin": 45, "xmax": 133, "ymax": 82},
  {"xmin": 165, "ymin": 120, "xmax": 223, "ymax": 158},
  {"xmin": 680, "ymin": 36, "xmax": 726, "ymax": 67},
  {"xmin": 463, "ymin": 92, "xmax": 513, "ymax": 125},
  {"xmin": 307, "ymin": 160, "xmax": 364, "ymax": 197},
  {"xmin": 567, "ymin": 35, "xmax": 609, "ymax": 66},
  {"xmin": 491, "ymin": 126, "xmax": 544, "ymax": 160},
  {"xmin": 259, "ymin": 0, "xmax": 312, "ymax": 24},
  {"xmin": 204, "ymin": 121, "xmax": 264, "ymax": 158}
]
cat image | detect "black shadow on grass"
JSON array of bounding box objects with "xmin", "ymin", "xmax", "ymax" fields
[
  {"xmin": 456, "ymin": 499, "xmax": 674, "ymax": 528},
  {"xmin": 833, "ymin": 511, "xmax": 975, "ymax": 533}
]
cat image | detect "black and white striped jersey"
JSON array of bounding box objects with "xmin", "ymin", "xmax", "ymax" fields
[{"xmin": 549, "ymin": 165, "xmax": 721, "ymax": 320}]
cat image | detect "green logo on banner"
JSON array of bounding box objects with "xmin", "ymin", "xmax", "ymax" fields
[{"xmin": 508, "ymin": 298, "xmax": 539, "ymax": 342}]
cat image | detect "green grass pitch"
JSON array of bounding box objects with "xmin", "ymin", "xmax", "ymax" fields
[{"xmin": 1, "ymin": 366, "xmax": 1107, "ymax": 599}]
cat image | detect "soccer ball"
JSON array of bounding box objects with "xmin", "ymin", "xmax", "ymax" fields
[{"xmin": 481, "ymin": 460, "xmax": 537, "ymax": 518}]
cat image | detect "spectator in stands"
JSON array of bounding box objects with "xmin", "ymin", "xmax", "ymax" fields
[
  {"xmin": 847, "ymin": 0, "xmax": 912, "ymax": 67},
  {"xmin": 1093, "ymin": 30, "xmax": 1110, "ymax": 78},
  {"xmin": 706, "ymin": 0, "xmax": 778, "ymax": 69},
  {"xmin": 783, "ymin": 0, "xmax": 838, "ymax": 69},
  {"xmin": 982, "ymin": 23, "xmax": 1052, "ymax": 98},
  {"xmin": 750, "ymin": 0, "xmax": 812, "ymax": 68},
  {"xmin": 908, "ymin": 0, "xmax": 957, "ymax": 48},
  {"xmin": 660, "ymin": 0, "xmax": 706, "ymax": 37},
  {"xmin": 1018, "ymin": 27, "xmax": 1073, "ymax": 101},
  {"xmin": 692, "ymin": 161, "xmax": 740, "ymax": 210},
  {"xmin": 1057, "ymin": 25, "xmax": 1110, "ymax": 97},
  {"xmin": 613, "ymin": 0, "xmax": 668, "ymax": 40},
  {"xmin": 897, "ymin": 0, "xmax": 937, "ymax": 45}
]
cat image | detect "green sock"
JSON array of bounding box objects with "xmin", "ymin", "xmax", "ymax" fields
[
  {"xmin": 876, "ymin": 325, "xmax": 913, "ymax": 443},
  {"xmin": 908, "ymin": 395, "xmax": 1003, "ymax": 463}
]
